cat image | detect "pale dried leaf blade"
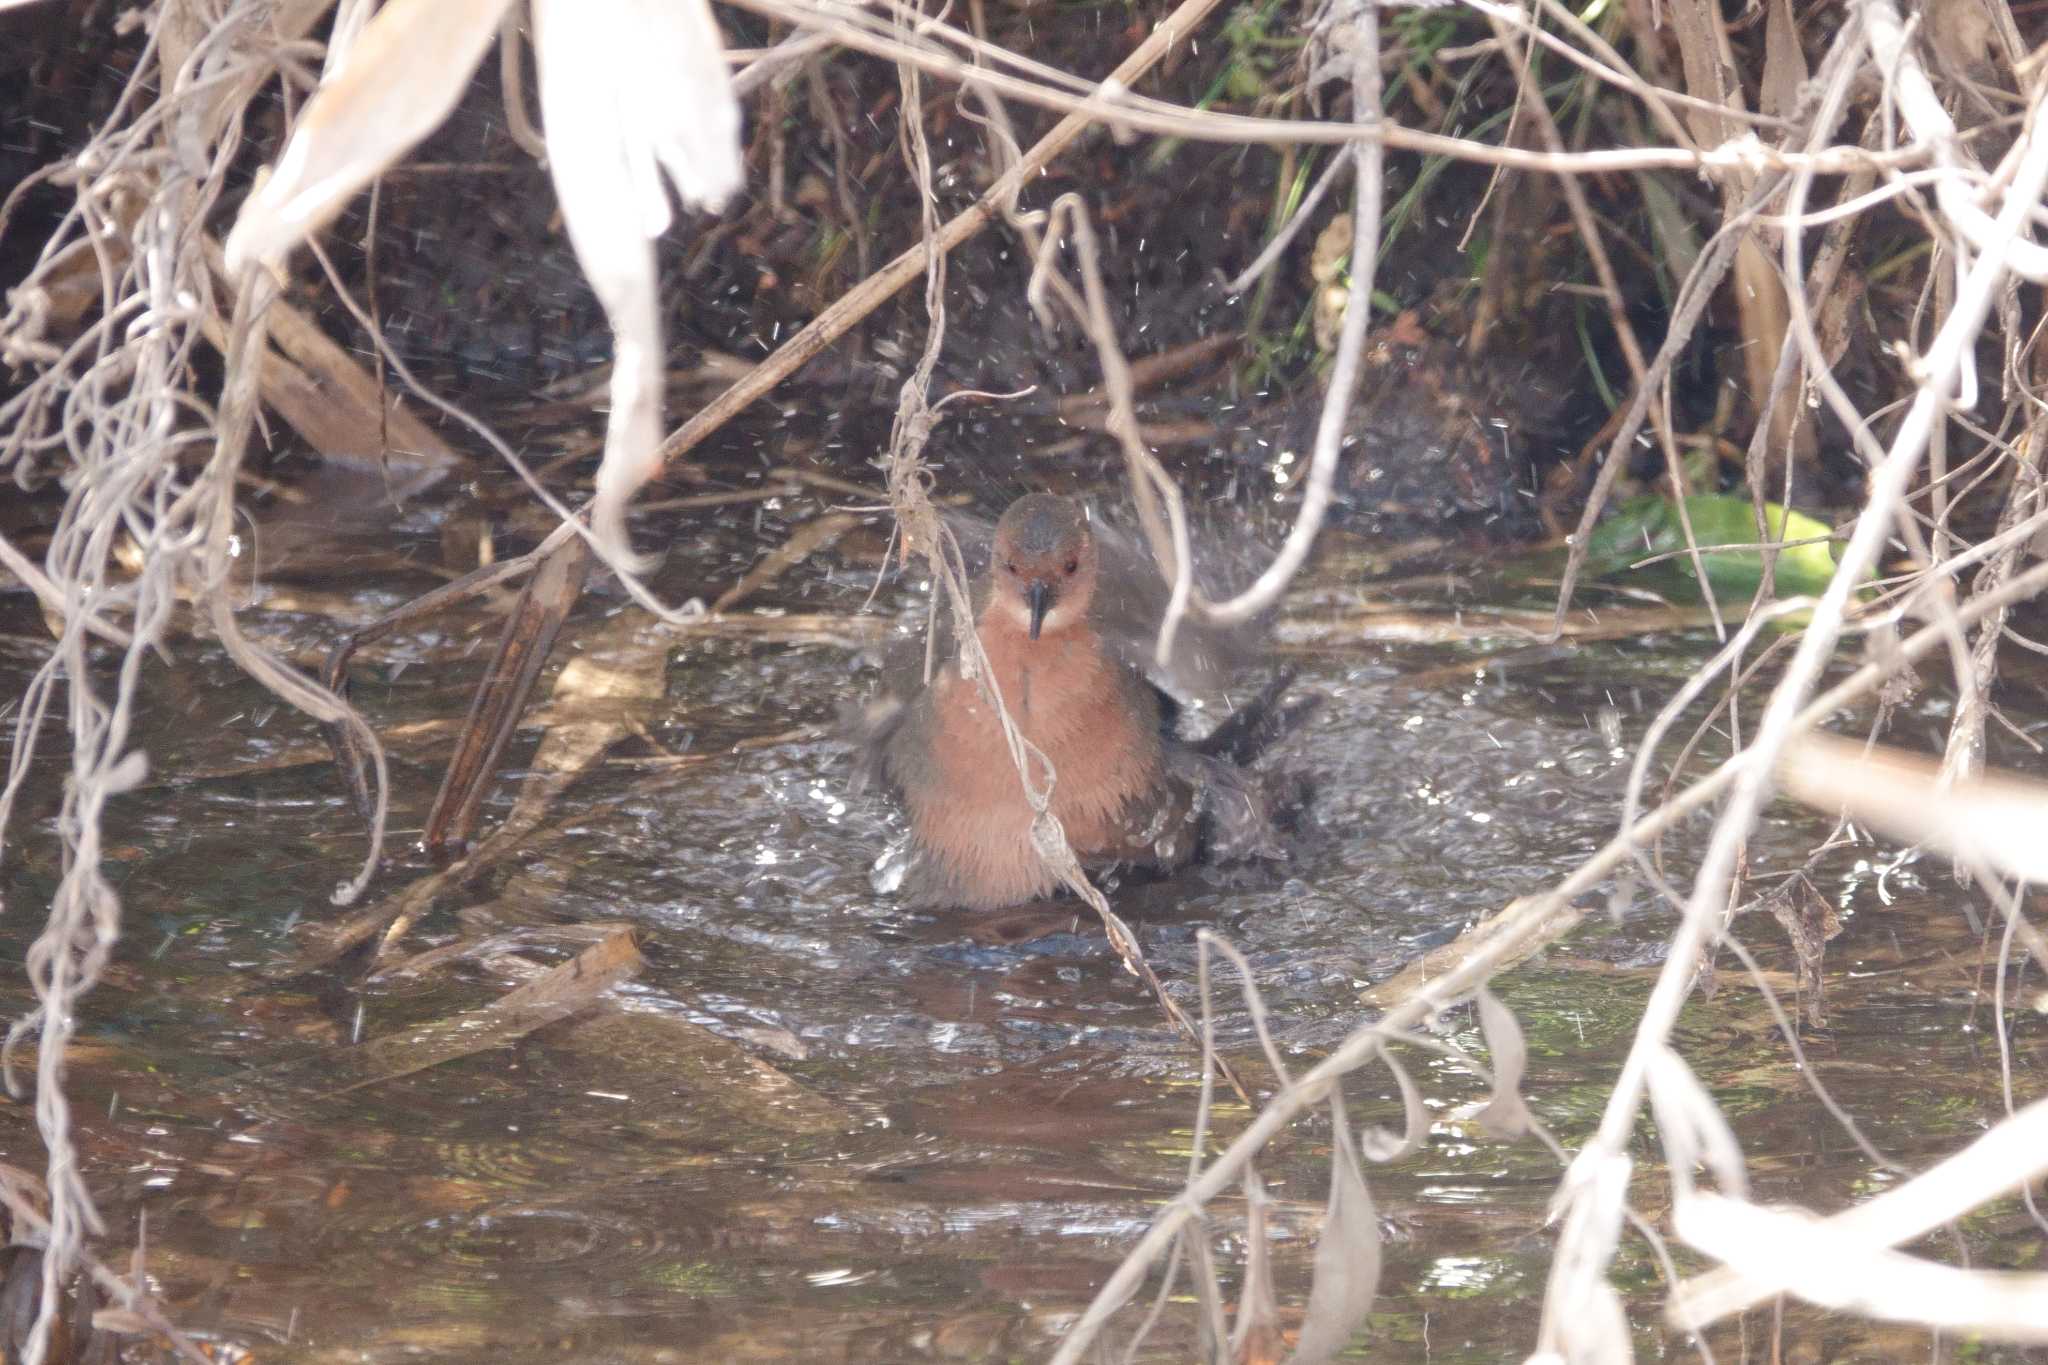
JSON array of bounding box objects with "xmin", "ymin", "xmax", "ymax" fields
[
  {"xmin": 1284, "ymin": 1091, "xmax": 1381, "ymax": 1365},
  {"xmin": 1565, "ymin": 1282, "xmax": 1634, "ymax": 1365},
  {"xmin": 1356, "ymin": 1043, "xmax": 1426, "ymax": 1163},
  {"xmin": 1229, "ymin": 1171, "xmax": 1284, "ymax": 1365},
  {"xmin": 1779, "ymin": 734, "xmax": 2048, "ymax": 884},
  {"xmin": 316, "ymin": 929, "xmax": 643, "ymax": 1093},
  {"xmin": 554, "ymin": 1011, "xmax": 848, "ymax": 1137},
  {"xmin": 1186, "ymin": 1224, "xmax": 1231, "ymax": 1363},
  {"xmin": 530, "ymin": 0, "xmax": 743, "ymax": 569},
  {"xmin": 1674, "ymin": 1194, "xmax": 2048, "ymax": 1341},
  {"xmin": 224, "ymin": 0, "xmax": 512, "ymax": 273},
  {"xmin": 531, "ymin": 8, "xmax": 659, "ymax": 570},
  {"xmin": 1473, "ymin": 986, "xmax": 1532, "ymax": 1138},
  {"xmin": 1539, "ymin": 1150, "xmax": 1633, "ymax": 1360},
  {"xmin": 1645, "ymin": 1046, "xmax": 1750, "ymax": 1202},
  {"xmin": 1760, "ymin": 0, "xmax": 1809, "ymax": 120},
  {"xmin": 1361, "ymin": 895, "xmax": 1585, "ymax": 1009},
  {"xmin": 714, "ymin": 512, "xmax": 860, "ymax": 613},
  {"xmin": 323, "ymin": 0, "xmax": 380, "ymax": 77},
  {"xmin": 1669, "ymin": 1099, "xmax": 2048, "ymax": 1331},
  {"xmin": 628, "ymin": 0, "xmax": 744, "ymax": 215},
  {"xmin": 90, "ymin": 1309, "xmax": 155, "ymax": 1335},
  {"xmin": 100, "ymin": 750, "xmax": 147, "ymax": 793}
]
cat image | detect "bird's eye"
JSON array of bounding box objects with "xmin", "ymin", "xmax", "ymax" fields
[
  {"xmin": 1063, "ymin": 558, "xmax": 1078, "ymax": 575},
  {"xmin": 1004, "ymin": 561, "xmax": 1019, "ymax": 575}
]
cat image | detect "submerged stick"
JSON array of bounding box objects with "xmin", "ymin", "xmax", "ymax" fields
[
  {"xmin": 303, "ymin": 0, "xmax": 1230, "ymax": 872},
  {"xmin": 316, "ymin": 930, "xmax": 644, "ymax": 1094},
  {"xmin": 422, "ymin": 536, "xmax": 594, "ymax": 851},
  {"xmin": 320, "ymin": 544, "xmax": 561, "ymax": 823},
  {"xmin": 1052, "ymin": 548, "xmax": 2048, "ymax": 1362}
]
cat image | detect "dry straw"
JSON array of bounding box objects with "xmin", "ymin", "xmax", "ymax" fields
[{"xmin": 4, "ymin": 0, "xmax": 2048, "ymax": 1360}]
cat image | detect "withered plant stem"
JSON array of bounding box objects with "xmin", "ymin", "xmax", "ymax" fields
[{"xmin": 655, "ymin": 0, "xmax": 1233, "ymax": 471}]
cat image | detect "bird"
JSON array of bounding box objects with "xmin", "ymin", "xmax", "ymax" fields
[{"xmin": 855, "ymin": 493, "xmax": 1307, "ymax": 910}]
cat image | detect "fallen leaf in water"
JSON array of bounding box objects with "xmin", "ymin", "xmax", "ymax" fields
[
  {"xmin": 1473, "ymin": 985, "xmax": 1532, "ymax": 1139},
  {"xmin": 554, "ymin": 1010, "xmax": 848, "ymax": 1138},
  {"xmin": 1780, "ymin": 733, "xmax": 2048, "ymax": 889},
  {"xmin": 1286, "ymin": 1089, "xmax": 1381, "ymax": 1365},
  {"xmin": 308, "ymin": 929, "xmax": 643, "ymax": 1094}
]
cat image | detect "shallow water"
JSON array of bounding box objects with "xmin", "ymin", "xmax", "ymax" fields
[{"xmin": 0, "ymin": 478, "xmax": 2043, "ymax": 1364}]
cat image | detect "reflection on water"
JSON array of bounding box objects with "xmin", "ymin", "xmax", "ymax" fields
[{"xmin": 0, "ymin": 483, "xmax": 2042, "ymax": 1363}]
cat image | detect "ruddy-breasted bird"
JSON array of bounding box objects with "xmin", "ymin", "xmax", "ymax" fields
[{"xmin": 858, "ymin": 493, "xmax": 1304, "ymax": 910}]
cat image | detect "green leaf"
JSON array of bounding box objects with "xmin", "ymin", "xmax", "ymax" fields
[{"xmin": 1585, "ymin": 494, "xmax": 1844, "ymax": 601}]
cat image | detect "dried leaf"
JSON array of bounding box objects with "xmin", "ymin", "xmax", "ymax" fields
[
  {"xmin": 1539, "ymin": 1152, "xmax": 1634, "ymax": 1363},
  {"xmin": 201, "ymin": 236, "xmax": 461, "ymax": 471},
  {"xmin": 1362, "ymin": 895, "xmax": 1585, "ymax": 1008},
  {"xmin": 1664, "ymin": 0, "xmax": 1741, "ymax": 146},
  {"xmin": 1780, "ymin": 734, "xmax": 2048, "ymax": 885},
  {"xmin": 228, "ymin": 0, "xmax": 742, "ymax": 571},
  {"xmin": 1284, "ymin": 1091, "xmax": 1381, "ymax": 1365},
  {"xmin": 90, "ymin": 1308, "xmax": 154, "ymax": 1335},
  {"xmin": 531, "ymin": 0, "xmax": 743, "ymax": 569},
  {"xmin": 1229, "ymin": 1171, "xmax": 1284, "ymax": 1365},
  {"xmin": 554, "ymin": 1011, "xmax": 848, "ymax": 1138},
  {"xmin": 1565, "ymin": 1281, "xmax": 1634, "ymax": 1365},
  {"xmin": 1645, "ymin": 1046, "xmax": 1750, "ymax": 1204},
  {"xmin": 420, "ymin": 538, "xmax": 593, "ymax": 852},
  {"xmin": 100, "ymin": 750, "xmax": 147, "ymax": 793},
  {"xmin": 1670, "ymin": 1096, "xmax": 2048, "ymax": 1331},
  {"xmin": 734, "ymin": 1026, "xmax": 808, "ymax": 1061},
  {"xmin": 1473, "ymin": 986, "xmax": 1532, "ymax": 1138},
  {"xmin": 225, "ymin": 0, "xmax": 512, "ymax": 273},
  {"xmin": 309, "ymin": 929, "xmax": 643, "ymax": 1093},
  {"xmin": 1675, "ymin": 1194, "xmax": 2048, "ymax": 1342},
  {"xmin": 1759, "ymin": 0, "xmax": 1808, "ymax": 120},
  {"xmin": 1309, "ymin": 213, "xmax": 1352, "ymax": 286},
  {"xmin": 1309, "ymin": 213, "xmax": 1353, "ymax": 352},
  {"xmin": 1355, "ymin": 1043, "xmax": 1426, "ymax": 1163},
  {"xmin": 322, "ymin": 0, "xmax": 380, "ymax": 77},
  {"xmin": 280, "ymin": 591, "xmax": 670, "ymax": 978},
  {"xmin": 1761, "ymin": 877, "xmax": 1842, "ymax": 1027},
  {"xmin": 714, "ymin": 512, "xmax": 860, "ymax": 614}
]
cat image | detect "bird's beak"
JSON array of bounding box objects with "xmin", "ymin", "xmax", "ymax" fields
[{"xmin": 1026, "ymin": 580, "xmax": 1051, "ymax": 640}]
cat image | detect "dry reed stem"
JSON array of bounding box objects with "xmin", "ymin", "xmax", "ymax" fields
[
  {"xmin": 0, "ymin": 9, "xmax": 350, "ymax": 1354},
  {"xmin": 654, "ymin": 0, "xmax": 1234, "ymax": 471},
  {"xmin": 721, "ymin": 0, "xmax": 1914, "ymax": 170},
  {"xmin": 1058, "ymin": 537, "xmax": 2048, "ymax": 1360},
  {"xmin": 1553, "ymin": 6, "xmax": 2048, "ymax": 1349},
  {"xmin": 869, "ymin": 0, "xmax": 1251, "ymax": 1104},
  {"xmin": 5, "ymin": 0, "xmax": 2047, "ymax": 1358}
]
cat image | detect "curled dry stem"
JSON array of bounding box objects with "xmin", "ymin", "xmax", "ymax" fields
[
  {"xmin": 1058, "ymin": 535, "xmax": 2048, "ymax": 1358},
  {"xmin": 1541, "ymin": 39, "xmax": 2048, "ymax": 1348}
]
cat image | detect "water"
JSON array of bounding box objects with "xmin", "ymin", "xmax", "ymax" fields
[{"xmin": 0, "ymin": 477, "xmax": 2040, "ymax": 1363}]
